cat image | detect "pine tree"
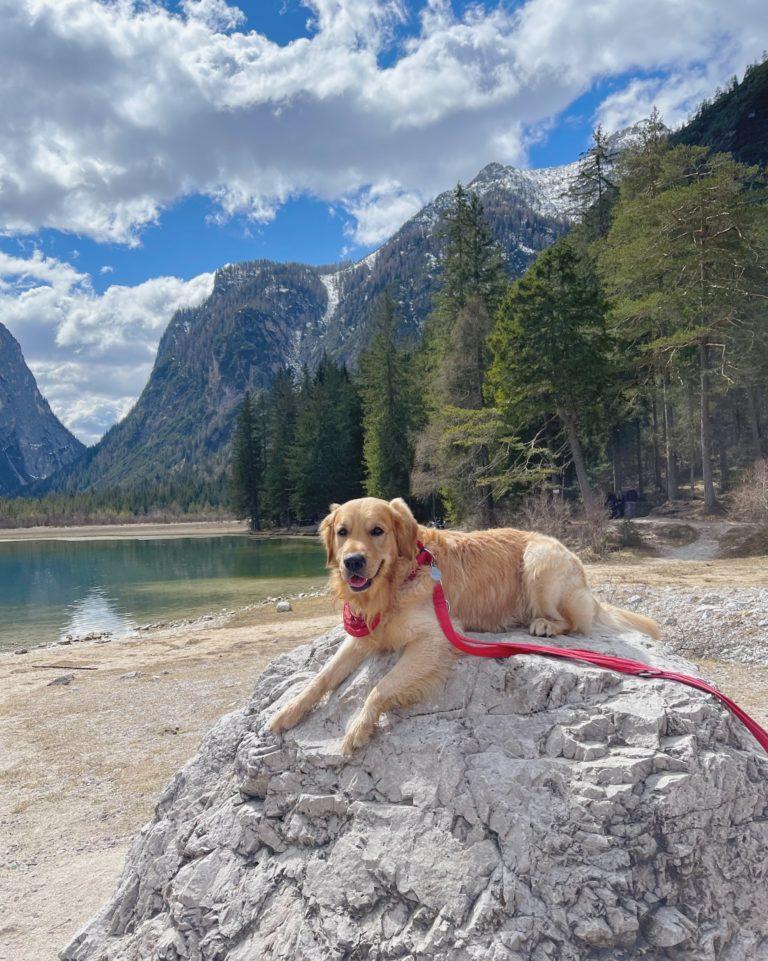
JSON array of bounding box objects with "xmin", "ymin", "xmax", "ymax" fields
[
  {"xmin": 488, "ymin": 237, "xmax": 614, "ymax": 512},
  {"xmin": 289, "ymin": 357, "xmax": 363, "ymax": 521},
  {"xmin": 433, "ymin": 185, "xmax": 507, "ymax": 324},
  {"xmin": 413, "ymin": 187, "xmax": 508, "ymax": 524},
  {"xmin": 230, "ymin": 391, "xmax": 265, "ymax": 531},
  {"xmin": 600, "ymin": 113, "xmax": 683, "ymax": 501},
  {"xmin": 358, "ymin": 293, "xmax": 415, "ymax": 499},
  {"xmin": 262, "ymin": 369, "xmax": 297, "ymax": 527},
  {"xmin": 568, "ymin": 124, "xmax": 619, "ymax": 240}
]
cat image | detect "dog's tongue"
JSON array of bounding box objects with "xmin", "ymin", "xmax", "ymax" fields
[{"xmin": 349, "ymin": 574, "xmax": 368, "ymax": 588}]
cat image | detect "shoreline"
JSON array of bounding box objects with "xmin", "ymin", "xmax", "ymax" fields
[
  {"xmin": 0, "ymin": 586, "xmax": 330, "ymax": 658},
  {"xmin": 0, "ymin": 519, "xmax": 247, "ymax": 542},
  {"xmin": 0, "ymin": 519, "xmax": 321, "ymax": 543}
]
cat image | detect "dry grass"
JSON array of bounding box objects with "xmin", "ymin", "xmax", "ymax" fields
[
  {"xmin": 586, "ymin": 555, "xmax": 768, "ymax": 589},
  {"xmin": 513, "ymin": 489, "xmax": 612, "ymax": 559},
  {"xmin": 729, "ymin": 459, "xmax": 768, "ymax": 524}
]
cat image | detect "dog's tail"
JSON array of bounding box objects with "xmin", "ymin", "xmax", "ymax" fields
[{"xmin": 594, "ymin": 601, "xmax": 660, "ymax": 640}]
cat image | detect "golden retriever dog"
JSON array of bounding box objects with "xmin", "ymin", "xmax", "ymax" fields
[{"xmin": 270, "ymin": 497, "xmax": 659, "ymax": 754}]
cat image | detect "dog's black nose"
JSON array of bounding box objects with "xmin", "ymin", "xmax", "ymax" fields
[{"xmin": 343, "ymin": 553, "xmax": 366, "ymax": 574}]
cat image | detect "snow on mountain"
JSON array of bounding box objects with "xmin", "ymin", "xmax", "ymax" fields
[
  {"xmin": 469, "ymin": 161, "xmax": 579, "ymax": 220},
  {"xmin": 318, "ymin": 269, "xmax": 342, "ymax": 328}
]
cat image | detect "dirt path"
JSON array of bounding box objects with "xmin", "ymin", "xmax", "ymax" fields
[{"xmin": 632, "ymin": 517, "xmax": 756, "ymax": 561}]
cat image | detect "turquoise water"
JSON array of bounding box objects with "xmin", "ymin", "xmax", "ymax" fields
[{"xmin": 0, "ymin": 535, "xmax": 326, "ymax": 651}]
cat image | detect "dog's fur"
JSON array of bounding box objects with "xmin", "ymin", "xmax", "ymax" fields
[{"xmin": 270, "ymin": 496, "xmax": 660, "ymax": 753}]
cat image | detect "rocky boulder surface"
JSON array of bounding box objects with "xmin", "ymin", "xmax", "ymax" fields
[{"xmin": 63, "ymin": 624, "xmax": 768, "ymax": 961}]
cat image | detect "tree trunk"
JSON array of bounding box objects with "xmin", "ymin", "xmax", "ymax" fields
[
  {"xmin": 651, "ymin": 390, "xmax": 662, "ymax": 492},
  {"xmin": 635, "ymin": 418, "xmax": 643, "ymax": 496},
  {"xmin": 558, "ymin": 409, "xmax": 597, "ymax": 512},
  {"xmin": 687, "ymin": 381, "xmax": 697, "ymax": 499},
  {"xmin": 718, "ymin": 437, "xmax": 730, "ymax": 494},
  {"xmin": 611, "ymin": 434, "xmax": 621, "ymax": 496},
  {"xmin": 699, "ymin": 342, "xmax": 717, "ymax": 513},
  {"xmin": 478, "ymin": 445, "xmax": 497, "ymax": 528},
  {"xmin": 544, "ymin": 416, "xmax": 560, "ymax": 487},
  {"xmin": 662, "ymin": 375, "xmax": 678, "ymax": 501},
  {"xmin": 745, "ymin": 387, "xmax": 764, "ymax": 460},
  {"xmin": 716, "ymin": 405, "xmax": 730, "ymax": 494}
]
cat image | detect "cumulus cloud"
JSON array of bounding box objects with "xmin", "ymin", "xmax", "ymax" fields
[
  {"xmin": 0, "ymin": 0, "xmax": 764, "ymax": 247},
  {"xmin": 0, "ymin": 251, "xmax": 213, "ymax": 444},
  {"xmin": 180, "ymin": 0, "xmax": 246, "ymax": 33}
]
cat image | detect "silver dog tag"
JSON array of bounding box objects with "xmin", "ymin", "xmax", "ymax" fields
[{"xmin": 430, "ymin": 563, "xmax": 442, "ymax": 581}]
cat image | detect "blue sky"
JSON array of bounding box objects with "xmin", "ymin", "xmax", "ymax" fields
[{"xmin": 0, "ymin": 0, "xmax": 764, "ymax": 442}]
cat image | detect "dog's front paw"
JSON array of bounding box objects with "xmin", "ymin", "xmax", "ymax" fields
[
  {"xmin": 269, "ymin": 696, "xmax": 308, "ymax": 733},
  {"xmin": 340, "ymin": 713, "xmax": 375, "ymax": 755},
  {"xmin": 529, "ymin": 617, "xmax": 558, "ymax": 638}
]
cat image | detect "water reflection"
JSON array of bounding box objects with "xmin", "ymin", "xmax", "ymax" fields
[
  {"xmin": 61, "ymin": 588, "xmax": 137, "ymax": 640},
  {"xmin": 0, "ymin": 535, "xmax": 326, "ymax": 651}
]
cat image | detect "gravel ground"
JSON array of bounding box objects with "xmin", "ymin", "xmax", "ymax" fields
[{"xmin": 596, "ymin": 583, "xmax": 768, "ymax": 666}]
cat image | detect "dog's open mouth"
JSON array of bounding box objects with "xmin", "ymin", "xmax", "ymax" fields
[{"xmin": 346, "ymin": 561, "xmax": 383, "ymax": 593}]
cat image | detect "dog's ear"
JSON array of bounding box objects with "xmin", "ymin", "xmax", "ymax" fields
[
  {"xmin": 388, "ymin": 498, "xmax": 418, "ymax": 559},
  {"xmin": 318, "ymin": 503, "xmax": 341, "ymax": 565}
]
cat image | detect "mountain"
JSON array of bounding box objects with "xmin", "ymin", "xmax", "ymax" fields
[
  {"xmin": 671, "ymin": 58, "xmax": 768, "ymax": 166},
  {"xmin": 0, "ymin": 323, "xmax": 84, "ymax": 495},
  {"xmin": 47, "ymin": 159, "xmax": 577, "ymax": 492}
]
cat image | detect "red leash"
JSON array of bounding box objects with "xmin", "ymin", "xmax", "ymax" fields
[{"xmin": 343, "ymin": 543, "xmax": 768, "ymax": 754}]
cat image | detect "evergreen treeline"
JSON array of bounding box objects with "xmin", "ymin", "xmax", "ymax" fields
[
  {"xmin": 0, "ymin": 476, "xmax": 228, "ymax": 528},
  {"xmin": 229, "ymin": 358, "xmax": 365, "ymax": 529}
]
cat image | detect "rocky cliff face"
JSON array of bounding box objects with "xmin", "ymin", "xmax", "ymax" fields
[
  {"xmin": 63, "ymin": 624, "xmax": 768, "ymax": 961},
  {"xmin": 0, "ymin": 322, "xmax": 84, "ymax": 495},
  {"xmin": 48, "ymin": 158, "xmax": 574, "ymax": 491}
]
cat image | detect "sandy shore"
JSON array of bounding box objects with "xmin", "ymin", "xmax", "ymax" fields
[
  {"xmin": 0, "ymin": 595, "xmax": 338, "ymax": 961},
  {"xmin": 2, "ymin": 558, "xmax": 767, "ymax": 961},
  {"xmin": 0, "ymin": 520, "xmax": 249, "ymax": 542}
]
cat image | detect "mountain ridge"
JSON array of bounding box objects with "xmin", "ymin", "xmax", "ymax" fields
[{"xmin": 0, "ymin": 322, "xmax": 85, "ymax": 495}]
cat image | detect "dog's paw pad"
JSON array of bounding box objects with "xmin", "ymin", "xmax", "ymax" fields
[{"xmin": 529, "ymin": 618, "xmax": 558, "ymax": 638}]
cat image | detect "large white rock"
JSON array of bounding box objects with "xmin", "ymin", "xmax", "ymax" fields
[{"xmin": 62, "ymin": 624, "xmax": 768, "ymax": 961}]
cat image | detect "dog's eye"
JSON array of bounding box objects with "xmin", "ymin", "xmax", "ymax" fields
[
  {"xmin": 370, "ymin": 526, "xmax": 384, "ymax": 537},
  {"xmin": 337, "ymin": 527, "xmax": 348, "ymax": 537}
]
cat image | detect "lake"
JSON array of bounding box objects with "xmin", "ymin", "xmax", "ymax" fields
[{"xmin": 0, "ymin": 535, "xmax": 326, "ymax": 652}]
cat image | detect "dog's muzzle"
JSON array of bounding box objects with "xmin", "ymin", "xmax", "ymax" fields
[{"xmin": 342, "ymin": 555, "xmax": 382, "ymax": 592}]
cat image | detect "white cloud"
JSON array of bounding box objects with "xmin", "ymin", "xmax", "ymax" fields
[
  {"xmin": 0, "ymin": 251, "xmax": 213, "ymax": 444},
  {"xmin": 0, "ymin": 0, "xmax": 763, "ymax": 247},
  {"xmin": 180, "ymin": 0, "xmax": 246, "ymax": 33},
  {"xmin": 344, "ymin": 181, "xmax": 425, "ymax": 246},
  {"xmin": 596, "ymin": 68, "xmax": 734, "ymax": 134}
]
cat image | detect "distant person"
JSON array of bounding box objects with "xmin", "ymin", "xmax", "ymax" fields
[{"xmin": 605, "ymin": 491, "xmax": 619, "ymax": 519}]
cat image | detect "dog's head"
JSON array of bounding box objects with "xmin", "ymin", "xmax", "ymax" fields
[{"xmin": 319, "ymin": 497, "xmax": 418, "ymax": 606}]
